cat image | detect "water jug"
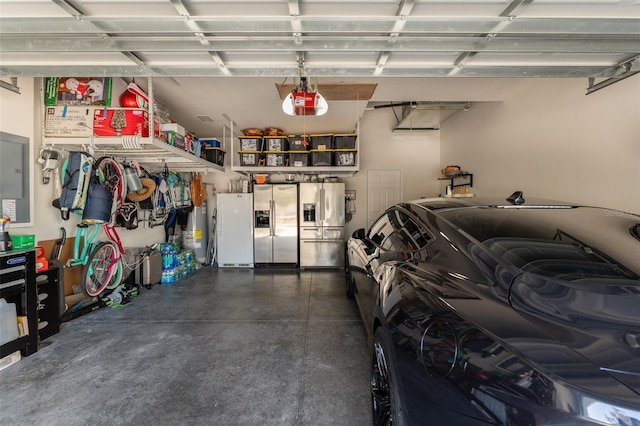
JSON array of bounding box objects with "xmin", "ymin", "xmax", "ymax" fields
[{"xmin": 0, "ymin": 298, "xmax": 19, "ymax": 345}]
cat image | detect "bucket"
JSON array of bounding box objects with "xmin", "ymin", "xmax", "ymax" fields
[{"xmin": 0, "ymin": 298, "xmax": 19, "ymax": 346}]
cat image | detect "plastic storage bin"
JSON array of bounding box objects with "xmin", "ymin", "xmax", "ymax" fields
[
  {"xmin": 311, "ymin": 150, "xmax": 333, "ymax": 166},
  {"xmin": 0, "ymin": 298, "xmax": 19, "ymax": 346},
  {"xmin": 288, "ymin": 135, "xmax": 310, "ymax": 151},
  {"xmin": 238, "ymin": 151, "xmax": 262, "ymax": 166},
  {"xmin": 334, "ymin": 149, "xmax": 357, "ymax": 166},
  {"xmin": 203, "ymin": 147, "xmax": 225, "ymax": 166},
  {"xmin": 199, "ymin": 138, "xmax": 221, "ymax": 148},
  {"xmin": 289, "ymin": 152, "xmax": 309, "ymax": 167},
  {"xmin": 310, "ymin": 134, "xmax": 333, "ymax": 150},
  {"xmin": 265, "ymin": 152, "xmax": 287, "ymax": 167},
  {"xmin": 264, "ymin": 136, "xmax": 288, "ymax": 151},
  {"xmin": 238, "ymin": 136, "xmax": 264, "ymax": 151},
  {"xmin": 333, "ymin": 133, "xmax": 357, "ymax": 149}
]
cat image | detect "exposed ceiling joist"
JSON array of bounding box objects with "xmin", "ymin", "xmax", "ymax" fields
[{"xmin": 0, "ymin": 1, "xmax": 638, "ymax": 79}]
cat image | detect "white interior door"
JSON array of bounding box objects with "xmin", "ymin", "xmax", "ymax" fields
[{"xmin": 367, "ymin": 170, "xmax": 402, "ymax": 228}]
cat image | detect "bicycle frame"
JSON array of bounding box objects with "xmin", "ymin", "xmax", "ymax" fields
[{"xmin": 65, "ymin": 224, "xmax": 101, "ymax": 268}]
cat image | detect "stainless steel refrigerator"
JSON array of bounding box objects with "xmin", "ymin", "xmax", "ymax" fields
[
  {"xmin": 216, "ymin": 193, "xmax": 254, "ymax": 267},
  {"xmin": 299, "ymin": 182, "xmax": 345, "ymax": 268},
  {"xmin": 254, "ymin": 184, "xmax": 298, "ymax": 265}
]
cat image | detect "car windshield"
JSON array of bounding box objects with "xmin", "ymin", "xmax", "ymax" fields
[{"xmin": 437, "ymin": 206, "xmax": 640, "ymax": 280}]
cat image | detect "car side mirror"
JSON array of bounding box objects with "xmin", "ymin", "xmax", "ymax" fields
[{"xmin": 352, "ymin": 228, "xmax": 366, "ymax": 239}]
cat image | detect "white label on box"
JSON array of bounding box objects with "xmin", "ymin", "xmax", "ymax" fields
[{"xmin": 44, "ymin": 106, "xmax": 94, "ymax": 137}]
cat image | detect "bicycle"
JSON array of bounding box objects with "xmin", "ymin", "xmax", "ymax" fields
[{"xmin": 65, "ymin": 155, "xmax": 129, "ymax": 297}]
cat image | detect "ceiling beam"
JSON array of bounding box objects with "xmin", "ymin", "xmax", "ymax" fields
[
  {"xmin": 2, "ymin": 17, "xmax": 637, "ymax": 35},
  {"xmin": 169, "ymin": 0, "xmax": 230, "ymax": 75},
  {"xmin": 0, "ymin": 65, "xmax": 620, "ymax": 79},
  {"xmin": 375, "ymin": 0, "xmax": 417, "ymax": 75},
  {"xmin": 3, "ymin": 36, "xmax": 635, "ymax": 53},
  {"xmin": 51, "ymin": 0, "xmax": 85, "ymax": 19}
]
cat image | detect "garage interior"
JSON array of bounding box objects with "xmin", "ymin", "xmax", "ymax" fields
[{"xmin": 0, "ymin": 0, "xmax": 639, "ymax": 425}]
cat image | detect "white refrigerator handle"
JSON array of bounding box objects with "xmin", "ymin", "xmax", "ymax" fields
[{"xmin": 320, "ymin": 188, "xmax": 325, "ymax": 222}]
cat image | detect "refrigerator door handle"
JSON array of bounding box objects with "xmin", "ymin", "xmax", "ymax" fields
[
  {"xmin": 320, "ymin": 188, "xmax": 325, "ymax": 222},
  {"xmin": 270, "ymin": 199, "xmax": 275, "ymax": 236}
]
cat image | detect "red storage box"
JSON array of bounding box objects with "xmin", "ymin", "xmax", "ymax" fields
[{"xmin": 93, "ymin": 108, "xmax": 150, "ymax": 137}]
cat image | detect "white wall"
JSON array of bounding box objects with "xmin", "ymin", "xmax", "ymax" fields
[
  {"xmin": 0, "ymin": 78, "xmax": 166, "ymax": 245},
  {"xmin": 440, "ymin": 76, "xmax": 640, "ymax": 214},
  {"xmin": 0, "ymin": 78, "xmax": 35, "ymax": 229},
  {"xmin": 3, "ymin": 76, "xmax": 638, "ymax": 246},
  {"xmin": 344, "ymin": 107, "xmax": 441, "ymax": 237}
]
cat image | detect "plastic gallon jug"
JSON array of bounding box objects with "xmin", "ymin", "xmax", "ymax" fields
[{"xmin": 0, "ymin": 298, "xmax": 20, "ymax": 345}]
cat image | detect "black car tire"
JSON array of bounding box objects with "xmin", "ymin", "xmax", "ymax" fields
[
  {"xmin": 372, "ymin": 327, "xmax": 406, "ymax": 426},
  {"xmin": 345, "ymin": 266, "xmax": 355, "ymax": 298}
]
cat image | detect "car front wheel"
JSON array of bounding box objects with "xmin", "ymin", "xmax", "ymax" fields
[
  {"xmin": 345, "ymin": 266, "xmax": 355, "ymax": 298},
  {"xmin": 371, "ymin": 327, "xmax": 405, "ymax": 426}
]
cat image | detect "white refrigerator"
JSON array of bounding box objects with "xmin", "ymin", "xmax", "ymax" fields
[{"xmin": 216, "ymin": 193, "xmax": 254, "ymax": 267}]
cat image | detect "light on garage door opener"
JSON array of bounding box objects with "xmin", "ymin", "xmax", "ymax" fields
[{"xmin": 282, "ymin": 76, "xmax": 328, "ymax": 117}]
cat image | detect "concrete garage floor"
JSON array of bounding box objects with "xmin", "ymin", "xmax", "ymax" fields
[{"xmin": 0, "ymin": 268, "xmax": 370, "ymax": 426}]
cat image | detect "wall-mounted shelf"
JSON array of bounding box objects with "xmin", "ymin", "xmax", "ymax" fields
[
  {"xmin": 438, "ymin": 173, "xmax": 473, "ymax": 188},
  {"xmin": 43, "ymin": 136, "xmax": 224, "ymax": 173},
  {"xmin": 438, "ymin": 172, "xmax": 474, "ymax": 197},
  {"xmin": 231, "ymin": 165, "xmax": 359, "ymax": 176},
  {"xmin": 41, "ymin": 76, "xmax": 225, "ymax": 173},
  {"xmin": 225, "ymin": 118, "xmax": 359, "ymax": 177}
]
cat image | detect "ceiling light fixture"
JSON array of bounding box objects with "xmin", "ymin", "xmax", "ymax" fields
[{"xmin": 282, "ymin": 74, "xmax": 328, "ymax": 117}]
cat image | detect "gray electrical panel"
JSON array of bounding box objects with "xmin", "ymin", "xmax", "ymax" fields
[{"xmin": 0, "ymin": 131, "xmax": 30, "ymax": 223}]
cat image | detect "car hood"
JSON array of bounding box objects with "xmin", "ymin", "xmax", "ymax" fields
[{"xmin": 509, "ymin": 272, "xmax": 640, "ymax": 397}]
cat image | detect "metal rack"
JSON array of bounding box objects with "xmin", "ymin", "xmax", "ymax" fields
[
  {"xmin": 43, "ymin": 135, "xmax": 224, "ymax": 173},
  {"xmin": 228, "ymin": 120, "xmax": 359, "ymax": 177},
  {"xmin": 40, "ymin": 77, "xmax": 224, "ymax": 173}
]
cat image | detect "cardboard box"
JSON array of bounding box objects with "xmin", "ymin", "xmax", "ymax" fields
[
  {"xmin": 93, "ymin": 108, "xmax": 149, "ymax": 137},
  {"xmin": 162, "ymin": 131, "xmax": 185, "ymax": 149},
  {"xmin": 160, "ymin": 123, "xmax": 186, "ymax": 135},
  {"xmin": 44, "ymin": 77, "xmax": 113, "ymax": 106},
  {"xmin": 44, "ymin": 106, "xmax": 94, "ymax": 137},
  {"xmin": 10, "ymin": 234, "xmax": 35, "ymax": 249}
]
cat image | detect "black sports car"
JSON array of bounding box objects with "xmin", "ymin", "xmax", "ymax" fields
[{"xmin": 346, "ymin": 192, "xmax": 640, "ymax": 425}]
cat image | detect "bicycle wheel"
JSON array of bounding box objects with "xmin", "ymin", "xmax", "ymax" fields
[
  {"xmin": 81, "ymin": 241, "xmax": 119, "ymax": 297},
  {"xmin": 105, "ymin": 258, "xmax": 124, "ymax": 290},
  {"xmin": 95, "ymin": 156, "xmax": 126, "ymax": 208}
]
